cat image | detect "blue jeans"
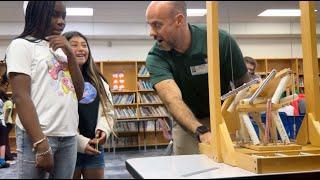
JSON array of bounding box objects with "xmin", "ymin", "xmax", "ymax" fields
[
  {"xmin": 16, "ymin": 126, "xmax": 77, "ymax": 179},
  {"xmin": 75, "ymin": 145, "xmax": 105, "ymax": 169}
]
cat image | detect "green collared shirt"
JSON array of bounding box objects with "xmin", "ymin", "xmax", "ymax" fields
[{"xmin": 146, "ymin": 24, "xmax": 247, "ymax": 118}]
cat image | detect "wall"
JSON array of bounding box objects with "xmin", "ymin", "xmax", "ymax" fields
[
  {"xmin": 1, "ymin": 22, "xmax": 320, "ymax": 61},
  {"xmin": 237, "ymin": 38, "xmax": 304, "ymax": 59},
  {"xmin": 90, "ymin": 39, "xmax": 153, "ymax": 61},
  {"xmin": 0, "ymin": 37, "xmax": 313, "ymax": 61}
]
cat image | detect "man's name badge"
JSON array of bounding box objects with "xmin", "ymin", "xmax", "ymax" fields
[{"xmin": 190, "ymin": 63, "xmax": 208, "ymax": 75}]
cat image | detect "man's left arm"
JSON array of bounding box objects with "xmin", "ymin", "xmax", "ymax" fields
[{"xmin": 234, "ymin": 72, "xmax": 250, "ymax": 87}]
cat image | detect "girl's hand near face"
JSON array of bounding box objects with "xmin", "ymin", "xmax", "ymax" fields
[
  {"xmin": 46, "ymin": 35, "xmax": 84, "ymax": 100},
  {"xmin": 46, "ymin": 35, "xmax": 75, "ymax": 58}
]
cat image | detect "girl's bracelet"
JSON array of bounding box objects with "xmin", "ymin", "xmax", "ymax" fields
[
  {"xmin": 32, "ymin": 137, "xmax": 47, "ymax": 152},
  {"xmin": 35, "ymin": 146, "xmax": 52, "ymax": 158}
]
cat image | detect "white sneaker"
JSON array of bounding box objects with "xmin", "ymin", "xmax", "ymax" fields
[{"xmin": 7, "ymin": 160, "xmax": 16, "ymax": 165}]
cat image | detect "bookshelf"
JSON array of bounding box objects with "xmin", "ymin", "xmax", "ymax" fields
[
  {"xmin": 96, "ymin": 61, "xmax": 171, "ymax": 150},
  {"xmin": 255, "ymin": 58, "xmax": 320, "ymax": 94}
]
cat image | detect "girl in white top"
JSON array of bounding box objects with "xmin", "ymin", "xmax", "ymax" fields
[
  {"xmin": 63, "ymin": 31, "xmax": 115, "ymax": 179},
  {"xmin": 5, "ymin": 1, "xmax": 84, "ymax": 178}
]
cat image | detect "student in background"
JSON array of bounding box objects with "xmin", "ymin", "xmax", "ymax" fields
[
  {"xmin": 5, "ymin": 1, "xmax": 84, "ymax": 178},
  {"xmin": 244, "ymin": 56, "xmax": 262, "ymax": 81},
  {"xmin": 0, "ymin": 76, "xmax": 10, "ymax": 169},
  {"xmin": 0, "ymin": 72, "xmax": 15, "ymax": 164},
  {"xmin": 63, "ymin": 31, "xmax": 115, "ymax": 179}
]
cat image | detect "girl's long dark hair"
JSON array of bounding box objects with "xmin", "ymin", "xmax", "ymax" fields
[
  {"xmin": 17, "ymin": 1, "xmax": 56, "ymax": 41},
  {"xmin": 63, "ymin": 31, "xmax": 116, "ymax": 136},
  {"xmin": 4, "ymin": 1, "xmax": 56, "ymax": 61}
]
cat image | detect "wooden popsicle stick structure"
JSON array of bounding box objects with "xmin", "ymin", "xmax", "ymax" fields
[
  {"xmin": 199, "ymin": 1, "xmax": 320, "ymax": 174},
  {"xmin": 237, "ymin": 69, "xmax": 294, "ymax": 149}
]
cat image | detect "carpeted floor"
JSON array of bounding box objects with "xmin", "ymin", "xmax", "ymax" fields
[{"xmin": 0, "ymin": 147, "xmax": 167, "ymax": 179}]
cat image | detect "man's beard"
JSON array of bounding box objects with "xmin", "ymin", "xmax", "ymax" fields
[{"xmin": 157, "ymin": 40, "xmax": 174, "ymax": 51}]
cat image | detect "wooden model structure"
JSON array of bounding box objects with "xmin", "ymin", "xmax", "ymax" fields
[
  {"xmin": 225, "ymin": 68, "xmax": 299, "ymax": 149},
  {"xmin": 200, "ymin": 1, "xmax": 320, "ymax": 174}
]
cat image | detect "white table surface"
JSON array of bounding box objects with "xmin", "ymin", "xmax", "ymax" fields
[
  {"xmin": 126, "ymin": 154, "xmax": 256, "ymax": 179},
  {"xmin": 125, "ymin": 154, "xmax": 320, "ymax": 179}
]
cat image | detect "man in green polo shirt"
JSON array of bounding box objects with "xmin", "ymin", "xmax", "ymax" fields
[{"xmin": 145, "ymin": 1, "xmax": 249, "ymax": 155}]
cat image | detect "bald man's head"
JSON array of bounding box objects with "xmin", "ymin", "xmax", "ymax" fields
[
  {"xmin": 146, "ymin": 1, "xmax": 187, "ymax": 20},
  {"xmin": 169, "ymin": 1, "xmax": 187, "ymax": 17},
  {"xmin": 146, "ymin": 1, "xmax": 189, "ymax": 51}
]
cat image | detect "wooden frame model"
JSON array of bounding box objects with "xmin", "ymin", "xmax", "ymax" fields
[{"xmin": 199, "ymin": 1, "xmax": 320, "ymax": 174}]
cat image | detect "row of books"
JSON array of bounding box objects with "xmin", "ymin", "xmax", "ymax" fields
[
  {"xmin": 113, "ymin": 93, "xmax": 136, "ymax": 104},
  {"xmin": 138, "ymin": 65, "xmax": 150, "ymax": 76},
  {"xmin": 115, "ymin": 120, "xmax": 164, "ymax": 132},
  {"xmin": 297, "ymin": 76, "xmax": 320, "ymax": 87},
  {"xmin": 139, "ymin": 106, "xmax": 168, "ymax": 117},
  {"xmin": 113, "ymin": 136, "xmax": 139, "ymax": 147},
  {"xmin": 142, "ymin": 120, "xmax": 163, "ymax": 131},
  {"xmin": 138, "ymin": 80, "xmax": 153, "ymax": 90},
  {"xmin": 114, "ymin": 107, "xmax": 136, "ymax": 119},
  {"xmin": 138, "ymin": 93, "xmax": 162, "ymax": 104},
  {"xmin": 115, "ymin": 121, "xmax": 139, "ymax": 132},
  {"xmin": 115, "ymin": 107, "xmax": 169, "ymax": 119}
]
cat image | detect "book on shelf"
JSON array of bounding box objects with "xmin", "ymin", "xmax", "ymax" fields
[
  {"xmin": 139, "ymin": 106, "xmax": 168, "ymax": 117},
  {"xmin": 138, "ymin": 65, "xmax": 150, "ymax": 77},
  {"xmin": 113, "ymin": 93, "xmax": 136, "ymax": 104},
  {"xmin": 298, "ymin": 76, "xmax": 304, "ymax": 87},
  {"xmin": 114, "ymin": 119, "xmax": 170, "ymax": 133},
  {"xmin": 114, "ymin": 136, "xmax": 138, "ymax": 147},
  {"xmin": 138, "ymin": 93, "xmax": 162, "ymax": 104},
  {"xmin": 115, "ymin": 121, "xmax": 139, "ymax": 132},
  {"xmin": 138, "ymin": 80, "xmax": 153, "ymax": 90},
  {"xmin": 114, "ymin": 107, "xmax": 137, "ymax": 119},
  {"xmin": 142, "ymin": 120, "xmax": 161, "ymax": 131},
  {"xmin": 111, "ymin": 71, "xmax": 126, "ymax": 91},
  {"xmin": 158, "ymin": 118, "xmax": 172, "ymax": 140}
]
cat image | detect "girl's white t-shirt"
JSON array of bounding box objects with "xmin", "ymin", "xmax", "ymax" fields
[{"xmin": 6, "ymin": 38, "xmax": 79, "ymax": 136}]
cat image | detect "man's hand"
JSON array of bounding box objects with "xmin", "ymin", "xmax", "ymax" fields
[
  {"xmin": 35, "ymin": 141, "xmax": 54, "ymax": 172},
  {"xmin": 199, "ymin": 132, "xmax": 211, "ymax": 145},
  {"xmin": 154, "ymin": 80, "xmax": 202, "ymax": 135},
  {"xmin": 84, "ymin": 139, "xmax": 101, "ymax": 155},
  {"xmin": 95, "ymin": 129, "xmax": 106, "ymax": 145}
]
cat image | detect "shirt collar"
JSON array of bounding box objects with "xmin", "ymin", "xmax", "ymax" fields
[{"xmin": 176, "ymin": 23, "xmax": 203, "ymax": 57}]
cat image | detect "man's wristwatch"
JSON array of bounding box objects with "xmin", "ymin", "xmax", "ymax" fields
[{"xmin": 194, "ymin": 125, "xmax": 210, "ymax": 142}]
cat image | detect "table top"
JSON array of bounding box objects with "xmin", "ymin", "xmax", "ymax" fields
[{"xmin": 125, "ymin": 154, "xmax": 320, "ymax": 179}]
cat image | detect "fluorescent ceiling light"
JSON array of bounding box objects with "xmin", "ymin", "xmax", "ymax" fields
[
  {"xmin": 23, "ymin": 1, "xmax": 28, "ymax": 15},
  {"xmin": 23, "ymin": 1, "xmax": 93, "ymax": 16},
  {"xmin": 258, "ymin": 9, "xmax": 317, "ymax": 17},
  {"xmin": 187, "ymin": 9, "xmax": 207, "ymax": 16},
  {"xmin": 67, "ymin": 8, "xmax": 93, "ymax": 16}
]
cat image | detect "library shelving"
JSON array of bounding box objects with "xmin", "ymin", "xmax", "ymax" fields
[
  {"xmin": 96, "ymin": 60, "xmax": 172, "ymax": 151},
  {"xmin": 255, "ymin": 58, "xmax": 320, "ymax": 94}
]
